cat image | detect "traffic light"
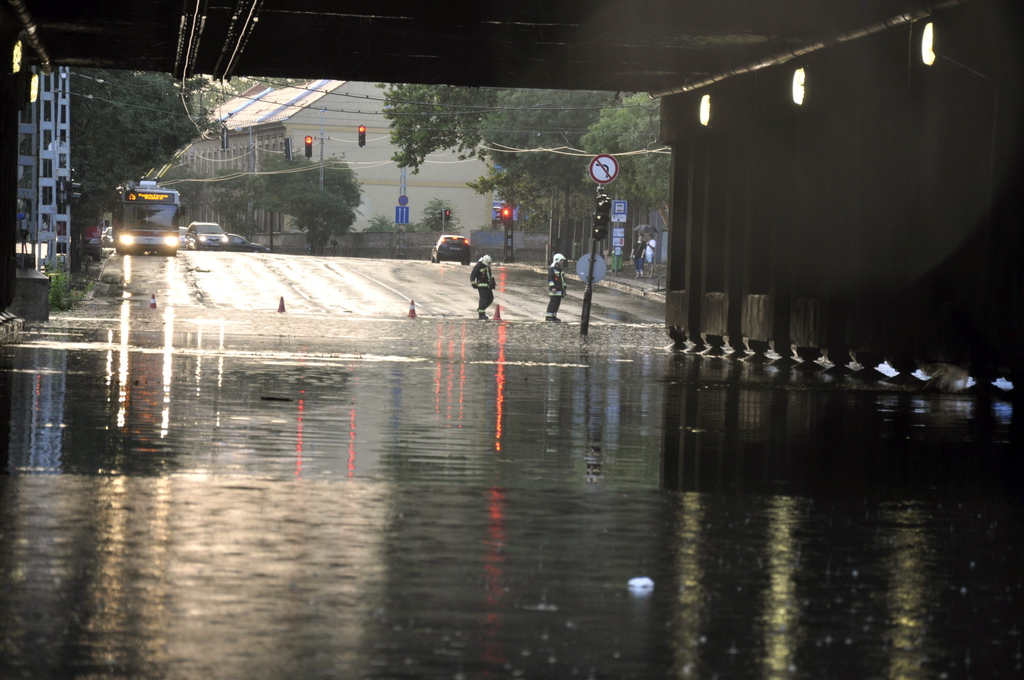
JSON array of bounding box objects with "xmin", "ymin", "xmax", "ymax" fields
[
  {"xmin": 593, "ymin": 189, "xmax": 611, "ymax": 240},
  {"xmin": 500, "ymin": 205, "xmax": 513, "ymax": 225},
  {"xmin": 70, "ymin": 180, "xmax": 82, "ymax": 200},
  {"xmin": 221, "ymin": 126, "xmax": 229, "ymax": 150},
  {"xmin": 358, "ymin": 125, "xmax": 366, "ymax": 147},
  {"xmin": 444, "ymin": 209, "xmax": 452, "ymax": 219},
  {"xmin": 304, "ymin": 135, "xmax": 313, "ymax": 158}
]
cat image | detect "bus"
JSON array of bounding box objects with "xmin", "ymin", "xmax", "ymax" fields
[{"xmin": 113, "ymin": 180, "xmax": 181, "ymax": 256}]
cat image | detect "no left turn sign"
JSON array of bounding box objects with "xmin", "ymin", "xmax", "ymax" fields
[{"xmin": 589, "ymin": 154, "xmax": 619, "ymax": 184}]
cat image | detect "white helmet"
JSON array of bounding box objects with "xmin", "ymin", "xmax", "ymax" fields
[
  {"xmin": 480, "ymin": 255, "xmax": 492, "ymax": 265},
  {"xmin": 551, "ymin": 253, "xmax": 566, "ymax": 267}
]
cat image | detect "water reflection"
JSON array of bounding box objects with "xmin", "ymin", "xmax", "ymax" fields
[{"xmin": 1, "ymin": 319, "xmax": 1021, "ymax": 678}]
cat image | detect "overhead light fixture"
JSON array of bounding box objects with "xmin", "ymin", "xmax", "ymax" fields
[
  {"xmin": 30, "ymin": 73, "xmax": 39, "ymax": 102},
  {"xmin": 792, "ymin": 68, "xmax": 806, "ymax": 105},
  {"xmin": 699, "ymin": 94, "xmax": 711, "ymax": 126},
  {"xmin": 921, "ymin": 22, "xmax": 936, "ymax": 66},
  {"xmin": 12, "ymin": 39, "xmax": 22, "ymax": 74}
]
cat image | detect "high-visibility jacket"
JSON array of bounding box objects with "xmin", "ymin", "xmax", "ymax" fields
[
  {"xmin": 470, "ymin": 261, "xmax": 494, "ymax": 288},
  {"xmin": 548, "ymin": 266, "xmax": 566, "ymax": 296}
]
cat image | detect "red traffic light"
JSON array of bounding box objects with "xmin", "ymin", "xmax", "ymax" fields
[
  {"xmin": 358, "ymin": 125, "xmax": 366, "ymax": 134},
  {"xmin": 304, "ymin": 135, "xmax": 313, "ymax": 158},
  {"xmin": 501, "ymin": 207, "xmax": 511, "ymax": 219},
  {"xmin": 358, "ymin": 125, "xmax": 366, "ymax": 147}
]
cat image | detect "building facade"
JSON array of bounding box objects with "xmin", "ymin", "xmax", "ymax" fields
[{"xmin": 179, "ymin": 80, "xmax": 492, "ymax": 237}]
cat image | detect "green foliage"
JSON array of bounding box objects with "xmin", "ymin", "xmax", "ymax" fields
[
  {"xmin": 258, "ymin": 155, "xmax": 362, "ymax": 254},
  {"xmin": 419, "ymin": 198, "xmax": 460, "ymax": 233},
  {"xmin": 46, "ymin": 268, "xmax": 91, "ymax": 311},
  {"xmin": 368, "ymin": 214, "xmax": 398, "ymax": 231},
  {"xmin": 580, "ymin": 93, "xmax": 670, "ymax": 219},
  {"xmin": 381, "ymin": 86, "xmax": 636, "ymax": 232},
  {"xmin": 69, "ymin": 69, "xmax": 212, "ymax": 226}
]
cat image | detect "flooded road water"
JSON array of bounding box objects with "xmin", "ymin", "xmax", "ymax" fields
[{"xmin": 1, "ymin": 296, "xmax": 1021, "ymax": 678}]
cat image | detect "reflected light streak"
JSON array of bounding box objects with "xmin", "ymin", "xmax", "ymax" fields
[
  {"xmin": 123, "ymin": 255, "xmax": 132, "ymax": 284},
  {"xmin": 762, "ymin": 496, "xmax": 801, "ymax": 677},
  {"xmin": 106, "ymin": 329, "xmax": 114, "ymax": 389},
  {"xmin": 117, "ymin": 300, "xmax": 130, "ymax": 429},
  {"xmin": 161, "ymin": 306, "xmax": 175, "ymax": 437},
  {"xmin": 674, "ymin": 493, "xmax": 707, "ymax": 677},
  {"xmin": 482, "ymin": 487, "xmax": 507, "ymax": 665},
  {"xmin": 495, "ymin": 324, "xmax": 506, "ymax": 450},
  {"xmin": 883, "ymin": 506, "xmax": 932, "ymax": 679},
  {"xmin": 195, "ymin": 329, "xmax": 203, "ymax": 396}
]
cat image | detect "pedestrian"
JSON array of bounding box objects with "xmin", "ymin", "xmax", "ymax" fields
[
  {"xmin": 470, "ymin": 254, "xmax": 496, "ymax": 320},
  {"xmin": 644, "ymin": 235, "xmax": 657, "ymax": 278},
  {"xmin": 631, "ymin": 234, "xmax": 646, "ymax": 278},
  {"xmin": 545, "ymin": 253, "xmax": 568, "ymax": 322}
]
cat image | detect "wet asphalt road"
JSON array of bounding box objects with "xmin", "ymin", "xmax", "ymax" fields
[{"xmin": 1, "ymin": 252, "xmax": 1021, "ymax": 679}]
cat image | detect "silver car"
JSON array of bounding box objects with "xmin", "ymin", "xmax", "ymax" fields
[{"xmin": 185, "ymin": 222, "xmax": 226, "ymax": 250}]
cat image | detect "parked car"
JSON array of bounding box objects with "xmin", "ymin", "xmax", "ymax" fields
[
  {"xmin": 185, "ymin": 222, "xmax": 226, "ymax": 250},
  {"xmin": 222, "ymin": 234, "xmax": 270, "ymax": 253},
  {"xmin": 83, "ymin": 224, "xmax": 103, "ymax": 259},
  {"xmin": 430, "ymin": 234, "xmax": 470, "ymax": 265}
]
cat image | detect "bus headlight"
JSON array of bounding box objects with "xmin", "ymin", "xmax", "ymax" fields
[
  {"xmin": 119, "ymin": 234, "xmax": 135, "ymax": 245},
  {"xmin": 163, "ymin": 236, "xmax": 178, "ymax": 246}
]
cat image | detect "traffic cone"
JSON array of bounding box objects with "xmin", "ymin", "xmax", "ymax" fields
[
  {"xmin": 149, "ymin": 294, "xmax": 157, "ymax": 309},
  {"xmin": 408, "ymin": 300, "xmax": 417, "ymax": 318},
  {"xmin": 278, "ymin": 296, "xmax": 286, "ymax": 313},
  {"xmin": 492, "ymin": 304, "xmax": 502, "ymax": 321}
]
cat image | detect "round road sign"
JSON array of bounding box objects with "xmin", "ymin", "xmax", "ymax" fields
[
  {"xmin": 576, "ymin": 254, "xmax": 607, "ymax": 284},
  {"xmin": 589, "ymin": 154, "xmax": 619, "ymax": 184}
]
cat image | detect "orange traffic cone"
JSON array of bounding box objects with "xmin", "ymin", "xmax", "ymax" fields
[
  {"xmin": 278, "ymin": 296, "xmax": 286, "ymax": 313},
  {"xmin": 492, "ymin": 304, "xmax": 502, "ymax": 321},
  {"xmin": 149, "ymin": 294, "xmax": 157, "ymax": 309},
  {"xmin": 408, "ymin": 300, "xmax": 417, "ymax": 318}
]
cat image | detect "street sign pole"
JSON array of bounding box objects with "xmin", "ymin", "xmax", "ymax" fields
[{"xmin": 580, "ymin": 235, "xmax": 599, "ymax": 337}]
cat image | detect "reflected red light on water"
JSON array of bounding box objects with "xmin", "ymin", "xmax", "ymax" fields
[
  {"xmin": 296, "ymin": 393, "xmax": 305, "ymax": 478},
  {"xmin": 495, "ymin": 324, "xmax": 506, "ymax": 450},
  {"xmin": 348, "ymin": 408, "xmax": 357, "ymax": 477}
]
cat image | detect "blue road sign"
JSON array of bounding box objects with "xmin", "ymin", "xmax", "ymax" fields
[
  {"xmin": 395, "ymin": 206, "xmax": 410, "ymax": 224},
  {"xmin": 612, "ymin": 200, "xmax": 627, "ymax": 222}
]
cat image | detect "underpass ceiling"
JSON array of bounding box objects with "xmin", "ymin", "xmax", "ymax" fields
[{"xmin": 22, "ymin": 1, "xmax": 946, "ymax": 92}]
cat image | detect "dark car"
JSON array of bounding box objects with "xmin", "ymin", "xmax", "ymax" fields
[
  {"xmin": 430, "ymin": 234, "xmax": 470, "ymax": 265},
  {"xmin": 185, "ymin": 222, "xmax": 226, "ymax": 250},
  {"xmin": 222, "ymin": 234, "xmax": 270, "ymax": 253}
]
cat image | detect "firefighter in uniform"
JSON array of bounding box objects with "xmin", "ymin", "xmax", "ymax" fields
[
  {"xmin": 545, "ymin": 253, "xmax": 568, "ymax": 322},
  {"xmin": 470, "ymin": 254, "xmax": 496, "ymax": 320}
]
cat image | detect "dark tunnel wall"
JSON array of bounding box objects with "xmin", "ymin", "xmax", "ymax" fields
[{"xmin": 661, "ymin": 1, "xmax": 1023, "ymax": 378}]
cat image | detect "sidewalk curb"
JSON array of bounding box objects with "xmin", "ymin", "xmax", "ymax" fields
[{"xmin": 511, "ymin": 263, "xmax": 666, "ymax": 301}]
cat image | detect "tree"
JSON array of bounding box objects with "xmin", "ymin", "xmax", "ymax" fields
[
  {"xmin": 70, "ymin": 69, "xmax": 211, "ymax": 226},
  {"xmin": 580, "ymin": 94, "xmax": 670, "ymax": 224},
  {"xmin": 382, "ymin": 86, "xmax": 615, "ymax": 235},
  {"xmin": 259, "ymin": 155, "xmax": 362, "ymax": 254},
  {"xmin": 368, "ymin": 213, "xmax": 398, "ymax": 232},
  {"xmin": 419, "ymin": 198, "xmax": 459, "ymax": 233}
]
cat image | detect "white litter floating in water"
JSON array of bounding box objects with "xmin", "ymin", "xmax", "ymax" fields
[{"xmin": 628, "ymin": 577, "xmax": 654, "ymax": 594}]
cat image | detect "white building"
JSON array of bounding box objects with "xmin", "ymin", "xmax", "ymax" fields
[{"xmin": 180, "ymin": 80, "xmax": 491, "ymax": 235}]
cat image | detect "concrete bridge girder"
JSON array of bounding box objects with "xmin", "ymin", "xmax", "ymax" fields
[{"xmin": 660, "ymin": 7, "xmax": 1023, "ymax": 381}]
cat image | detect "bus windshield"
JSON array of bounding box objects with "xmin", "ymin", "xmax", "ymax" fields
[{"xmin": 124, "ymin": 204, "xmax": 178, "ymax": 231}]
